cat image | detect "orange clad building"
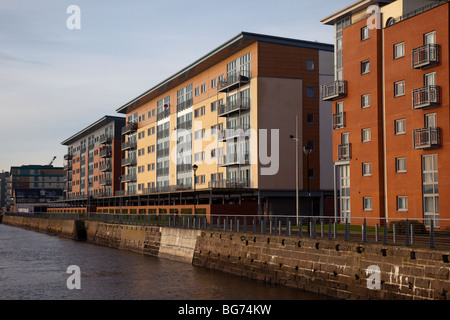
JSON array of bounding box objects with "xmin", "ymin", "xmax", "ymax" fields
[{"xmin": 321, "ymin": 0, "xmax": 450, "ymax": 229}]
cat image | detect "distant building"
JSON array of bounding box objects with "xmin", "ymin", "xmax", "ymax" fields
[
  {"xmin": 0, "ymin": 171, "xmax": 10, "ymax": 212},
  {"xmin": 10, "ymin": 165, "xmax": 65, "ymax": 213},
  {"xmin": 61, "ymin": 115, "xmax": 126, "ymax": 201}
]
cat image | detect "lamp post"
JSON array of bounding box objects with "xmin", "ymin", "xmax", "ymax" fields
[
  {"xmin": 192, "ymin": 164, "xmax": 198, "ymax": 215},
  {"xmin": 290, "ymin": 116, "xmax": 299, "ymax": 225},
  {"xmin": 303, "ymin": 144, "xmax": 313, "ymax": 216}
]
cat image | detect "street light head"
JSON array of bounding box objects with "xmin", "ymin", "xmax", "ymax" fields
[
  {"xmin": 192, "ymin": 164, "xmax": 198, "ymax": 173},
  {"xmin": 303, "ymin": 144, "xmax": 313, "ymax": 155}
]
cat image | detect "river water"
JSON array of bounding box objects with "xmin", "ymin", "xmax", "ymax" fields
[{"xmin": 0, "ymin": 224, "xmax": 327, "ymax": 301}]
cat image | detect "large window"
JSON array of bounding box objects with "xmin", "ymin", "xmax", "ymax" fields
[
  {"xmin": 395, "ymin": 119, "xmax": 406, "ymax": 135},
  {"xmin": 394, "ymin": 42, "xmax": 404, "ymax": 59},
  {"xmin": 363, "ymin": 197, "xmax": 372, "ymax": 211},
  {"xmin": 422, "ymin": 154, "xmax": 439, "ymax": 227},
  {"xmin": 394, "ymin": 81, "xmax": 405, "ymax": 97}
]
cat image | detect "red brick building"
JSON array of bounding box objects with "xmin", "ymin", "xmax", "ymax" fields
[{"xmin": 321, "ymin": 0, "xmax": 449, "ymax": 229}]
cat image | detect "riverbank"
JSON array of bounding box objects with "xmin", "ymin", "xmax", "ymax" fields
[{"xmin": 2, "ymin": 215, "xmax": 450, "ymax": 300}]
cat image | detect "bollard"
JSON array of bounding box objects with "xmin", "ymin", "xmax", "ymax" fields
[
  {"xmin": 362, "ymin": 218, "xmax": 367, "ymax": 243},
  {"xmin": 393, "ymin": 224, "xmax": 397, "ymax": 243},
  {"xmin": 383, "ymin": 221, "xmax": 388, "ymax": 245},
  {"xmin": 430, "ymin": 218, "xmax": 435, "ymax": 249},
  {"xmin": 312, "ymin": 218, "xmax": 317, "ymax": 239},
  {"xmin": 405, "ymin": 219, "xmax": 410, "ymax": 246},
  {"xmin": 410, "ymin": 223, "xmax": 414, "ymax": 245},
  {"xmin": 286, "ymin": 217, "xmax": 290, "ymax": 236},
  {"xmin": 278, "ymin": 220, "xmax": 282, "ymax": 235},
  {"xmin": 252, "ymin": 218, "xmax": 256, "ymax": 234},
  {"xmin": 328, "ymin": 219, "xmax": 332, "ymax": 240},
  {"xmin": 243, "ymin": 217, "xmax": 247, "ymax": 233},
  {"xmin": 375, "ymin": 223, "xmax": 379, "ymax": 242},
  {"xmin": 217, "ymin": 217, "xmax": 221, "ymax": 231},
  {"xmin": 299, "ymin": 217, "xmax": 303, "ymax": 238},
  {"xmin": 344, "ymin": 218, "xmax": 350, "ymax": 241}
]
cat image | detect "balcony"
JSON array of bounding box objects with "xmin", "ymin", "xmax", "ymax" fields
[
  {"xmin": 142, "ymin": 185, "xmax": 191, "ymax": 195},
  {"xmin": 121, "ymin": 157, "xmax": 137, "ymax": 167},
  {"xmin": 99, "ymin": 177, "xmax": 111, "ymax": 186},
  {"xmin": 121, "ymin": 140, "xmax": 137, "ymax": 151},
  {"xmin": 121, "ymin": 122, "xmax": 138, "ymax": 135},
  {"xmin": 176, "ymin": 163, "xmax": 192, "ymax": 173},
  {"xmin": 412, "ymin": 44, "xmax": 440, "ymax": 69},
  {"xmin": 177, "ymin": 98, "xmax": 193, "ymax": 112},
  {"xmin": 156, "ymin": 168, "xmax": 169, "ymax": 176},
  {"xmin": 412, "ymin": 85, "xmax": 440, "ymax": 109},
  {"xmin": 338, "ymin": 144, "xmax": 351, "ymax": 161},
  {"xmin": 218, "ymin": 70, "xmax": 251, "ymax": 93},
  {"xmin": 64, "ymin": 163, "xmax": 72, "ymax": 171},
  {"xmin": 218, "ymin": 125, "xmax": 250, "ymax": 141},
  {"xmin": 218, "ymin": 97, "xmax": 250, "ymax": 117},
  {"xmin": 413, "ymin": 127, "xmax": 441, "ymax": 150},
  {"xmin": 218, "ymin": 153, "xmax": 250, "ymax": 167},
  {"xmin": 99, "ymin": 147, "xmax": 112, "ymax": 158},
  {"xmin": 208, "ymin": 179, "xmax": 250, "ymax": 189},
  {"xmin": 99, "ymin": 162, "xmax": 111, "ymax": 172},
  {"xmin": 99, "ymin": 134, "xmax": 112, "ymax": 145},
  {"xmin": 321, "ymin": 80, "xmax": 347, "ymax": 101},
  {"xmin": 64, "ymin": 153, "xmax": 73, "ymax": 160},
  {"xmin": 157, "ymin": 148, "xmax": 170, "ymax": 158},
  {"xmin": 333, "ymin": 112, "xmax": 346, "ymax": 129},
  {"xmin": 64, "ymin": 173, "xmax": 72, "ymax": 181},
  {"xmin": 156, "ymin": 108, "xmax": 170, "ymax": 121},
  {"xmin": 157, "ymin": 128, "xmax": 170, "ymax": 139},
  {"xmin": 121, "ymin": 174, "xmax": 137, "ymax": 183}
]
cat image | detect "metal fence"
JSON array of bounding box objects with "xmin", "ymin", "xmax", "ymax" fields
[{"xmin": 3, "ymin": 212, "xmax": 450, "ymax": 249}]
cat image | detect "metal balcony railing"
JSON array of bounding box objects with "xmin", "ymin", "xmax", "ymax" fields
[
  {"xmin": 99, "ymin": 134, "xmax": 112, "ymax": 145},
  {"xmin": 157, "ymin": 148, "xmax": 170, "ymax": 158},
  {"xmin": 156, "ymin": 168, "xmax": 169, "ymax": 176},
  {"xmin": 219, "ymin": 125, "xmax": 250, "ymax": 141},
  {"xmin": 218, "ymin": 97, "xmax": 250, "ymax": 117},
  {"xmin": 208, "ymin": 179, "xmax": 250, "ymax": 189},
  {"xmin": 413, "ymin": 127, "xmax": 441, "ymax": 149},
  {"xmin": 218, "ymin": 70, "xmax": 251, "ymax": 92},
  {"xmin": 338, "ymin": 144, "xmax": 351, "ymax": 161},
  {"xmin": 321, "ymin": 80, "xmax": 347, "ymax": 101},
  {"xmin": 121, "ymin": 174, "xmax": 137, "ymax": 183},
  {"xmin": 99, "ymin": 162, "xmax": 111, "ymax": 172},
  {"xmin": 333, "ymin": 112, "xmax": 346, "ymax": 129},
  {"xmin": 64, "ymin": 153, "xmax": 73, "ymax": 160},
  {"xmin": 121, "ymin": 157, "xmax": 137, "ymax": 167},
  {"xmin": 122, "ymin": 122, "xmax": 138, "ymax": 135},
  {"xmin": 99, "ymin": 177, "xmax": 111, "ymax": 186},
  {"xmin": 157, "ymin": 108, "xmax": 170, "ymax": 121},
  {"xmin": 121, "ymin": 140, "xmax": 137, "ymax": 151},
  {"xmin": 99, "ymin": 147, "xmax": 112, "ymax": 158},
  {"xmin": 218, "ymin": 153, "xmax": 250, "ymax": 167},
  {"xmin": 177, "ymin": 98, "xmax": 193, "ymax": 112},
  {"xmin": 176, "ymin": 163, "xmax": 192, "ymax": 173},
  {"xmin": 412, "ymin": 44, "xmax": 440, "ymax": 69},
  {"xmin": 412, "ymin": 85, "xmax": 440, "ymax": 109}
]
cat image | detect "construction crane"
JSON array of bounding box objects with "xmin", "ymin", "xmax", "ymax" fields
[{"xmin": 48, "ymin": 156, "xmax": 56, "ymax": 166}]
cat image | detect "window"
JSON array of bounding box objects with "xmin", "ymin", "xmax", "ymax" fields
[
  {"xmin": 361, "ymin": 94, "xmax": 370, "ymax": 108},
  {"xmin": 394, "ymin": 42, "xmax": 404, "ymax": 59},
  {"xmin": 195, "ymin": 175, "xmax": 205, "ymax": 185},
  {"xmin": 201, "ymin": 84, "xmax": 206, "ymax": 94},
  {"xmin": 424, "ymin": 31, "xmax": 436, "ymax": 45},
  {"xmin": 397, "ymin": 196, "xmax": 408, "ymax": 212},
  {"xmin": 424, "ymin": 72, "xmax": 436, "ymax": 86},
  {"xmin": 362, "ymin": 128, "xmax": 371, "ymax": 142},
  {"xmin": 211, "ymin": 101, "xmax": 217, "ymax": 112},
  {"xmin": 194, "ymin": 106, "xmax": 205, "ymax": 118},
  {"xmin": 394, "ymin": 81, "xmax": 405, "ymax": 97},
  {"xmin": 362, "ymin": 163, "xmax": 372, "ymax": 177},
  {"xmin": 363, "ymin": 197, "xmax": 372, "ymax": 211},
  {"xmin": 422, "ymin": 154, "xmax": 439, "ymax": 227},
  {"xmin": 195, "ymin": 87, "xmax": 200, "ymax": 96},
  {"xmin": 395, "ymin": 119, "xmax": 405, "ymax": 135},
  {"xmin": 306, "ymin": 113, "xmax": 315, "ymax": 125},
  {"xmin": 396, "ymin": 157, "xmax": 407, "ymax": 173},
  {"xmin": 361, "ymin": 60, "xmax": 370, "ymax": 74},
  {"xmin": 361, "ymin": 26, "xmax": 369, "ymax": 40},
  {"xmin": 306, "ymin": 60, "xmax": 315, "ymax": 71},
  {"xmin": 306, "ymin": 87, "xmax": 315, "ymax": 98},
  {"xmin": 211, "ymin": 78, "xmax": 217, "ymax": 89}
]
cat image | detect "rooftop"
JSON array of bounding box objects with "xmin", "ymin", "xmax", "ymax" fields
[{"xmin": 115, "ymin": 31, "xmax": 334, "ymax": 115}]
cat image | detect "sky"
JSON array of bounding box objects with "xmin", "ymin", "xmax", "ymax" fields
[{"xmin": 0, "ymin": 0, "xmax": 351, "ymax": 171}]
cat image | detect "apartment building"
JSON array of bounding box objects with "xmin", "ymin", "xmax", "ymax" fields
[
  {"xmin": 0, "ymin": 171, "xmax": 10, "ymax": 212},
  {"xmin": 10, "ymin": 165, "xmax": 65, "ymax": 213},
  {"xmin": 114, "ymin": 32, "xmax": 335, "ymax": 217},
  {"xmin": 61, "ymin": 116, "xmax": 126, "ymax": 201},
  {"xmin": 321, "ymin": 0, "xmax": 449, "ymax": 229}
]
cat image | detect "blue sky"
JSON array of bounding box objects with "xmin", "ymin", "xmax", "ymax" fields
[{"xmin": 0, "ymin": 0, "xmax": 350, "ymax": 171}]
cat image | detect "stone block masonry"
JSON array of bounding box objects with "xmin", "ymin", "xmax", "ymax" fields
[
  {"xmin": 192, "ymin": 231, "xmax": 450, "ymax": 300},
  {"xmin": 2, "ymin": 216, "xmax": 450, "ymax": 300}
]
